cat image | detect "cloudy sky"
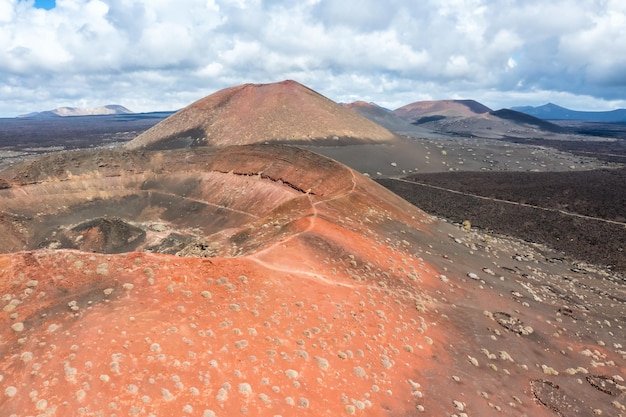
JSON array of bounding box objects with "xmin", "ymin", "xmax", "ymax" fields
[{"xmin": 1, "ymin": 0, "xmax": 625, "ymax": 117}]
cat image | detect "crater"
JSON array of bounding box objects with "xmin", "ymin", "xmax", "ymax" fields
[{"xmin": 0, "ymin": 145, "xmax": 354, "ymax": 255}]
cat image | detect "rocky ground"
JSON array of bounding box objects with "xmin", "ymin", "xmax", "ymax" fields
[{"xmin": 377, "ymin": 173, "xmax": 626, "ymax": 274}]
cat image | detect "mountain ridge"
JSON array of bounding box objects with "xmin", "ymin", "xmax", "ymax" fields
[
  {"xmin": 512, "ymin": 103, "xmax": 626, "ymax": 122},
  {"xmin": 19, "ymin": 104, "xmax": 133, "ymax": 118},
  {"xmin": 489, "ymin": 108, "xmax": 564, "ymax": 132}
]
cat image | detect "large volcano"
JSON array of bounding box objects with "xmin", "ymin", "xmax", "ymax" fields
[{"xmin": 126, "ymin": 80, "xmax": 397, "ymax": 150}]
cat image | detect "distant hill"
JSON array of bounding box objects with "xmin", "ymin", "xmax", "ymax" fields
[
  {"xmin": 394, "ymin": 99, "xmax": 492, "ymax": 123},
  {"xmin": 341, "ymin": 101, "xmax": 440, "ymax": 137},
  {"xmin": 126, "ymin": 80, "xmax": 397, "ymax": 150},
  {"xmin": 511, "ymin": 103, "xmax": 626, "ymax": 122},
  {"xmin": 19, "ymin": 104, "xmax": 133, "ymax": 118},
  {"xmin": 390, "ymin": 99, "xmax": 567, "ymax": 138},
  {"xmin": 489, "ymin": 109, "xmax": 563, "ymax": 133}
]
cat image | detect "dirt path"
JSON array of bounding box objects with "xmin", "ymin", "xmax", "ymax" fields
[{"xmin": 248, "ymin": 168, "xmax": 359, "ymax": 267}]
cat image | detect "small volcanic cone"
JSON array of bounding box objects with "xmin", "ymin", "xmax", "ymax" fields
[
  {"xmin": 126, "ymin": 80, "xmax": 397, "ymax": 150},
  {"xmin": 394, "ymin": 99, "xmax": 492, "ymax": 122}
]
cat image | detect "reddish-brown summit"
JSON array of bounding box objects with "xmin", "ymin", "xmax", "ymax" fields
[{"xmin": 126, "ymin": 80, "xmax": 397, "ymax": 150}]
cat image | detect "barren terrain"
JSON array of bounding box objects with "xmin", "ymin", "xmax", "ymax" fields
[
  {"xmin": 0, "ymin": 112, "xmax": 170, "ymax": 170},
  {"xmin": 378, "ymin": 170, "xmax": 626, "ymax": 273},
  {"xmin": 0, "ymin": 81, "xmax": 624, "ymax": 416}
]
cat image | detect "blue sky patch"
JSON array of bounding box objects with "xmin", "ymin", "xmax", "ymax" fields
[{"xmin": 34, "ymin": 0, "xmax": 56, "ymax": 10}]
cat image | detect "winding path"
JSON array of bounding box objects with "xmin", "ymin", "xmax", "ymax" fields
[{"xmin": 247, "ymin": 168, "xmax": 360, "ymax": 283}]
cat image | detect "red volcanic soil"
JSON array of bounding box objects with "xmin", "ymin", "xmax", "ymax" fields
[
  {"xmin": 126, "ymin": 81, "xmax": 397, "ymax": 150},
  {"xmin": 1, "ymin": 145, "xmax": 625, "ymax": 417},
  {"xmin": 394, "ymin": 99, "xmax": 492, "ymax": 121}
]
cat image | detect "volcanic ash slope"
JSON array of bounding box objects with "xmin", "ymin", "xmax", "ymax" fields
[{"xmin": 125, "ymin": 80, "xmax": 398, "ymax": 150}]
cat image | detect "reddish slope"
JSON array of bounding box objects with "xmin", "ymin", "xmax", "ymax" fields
[
  {"xmin": 125, "ymin": 81, "xmax": 397, "ymax": 150},
  {"xmin": 1, "ymin": 145, "xmax": 624, "ymax": 417}
]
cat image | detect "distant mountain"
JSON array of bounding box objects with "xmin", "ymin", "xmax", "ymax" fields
[
  {"xmin": 19, "ymin": 104, "xmax": 133, "ymax": 118},
  {"xmin": 390, "ymin": 99, "xmax": 568, "ymax": 139},
  {"xmin": 511, "ymin": 103, "xmax": 626, "ymax": 122},
  {"xmin": 394, "ymin": 99, "xmax": 492, "ymax": 123}
]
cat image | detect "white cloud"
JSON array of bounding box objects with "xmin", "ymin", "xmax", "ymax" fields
[
  {"xmin": 311, "ymin": 0, "xmax": 397, "ymax": 31},
  {"xmin": 445, "ymin": 55, "xmax": 471, "ymax": 78},
  {"xmin": 0, "ymin": 0, "xmax": 15, "ymax": 23},
  {"xmin": 506, "ymin": 57, "xmax": 517, "ymax": 71},
  {"xmin": 0, "ymin": 0, "xmax": 625, "ymax": 116},
  {"xmin": 559, "ymin": 3, "xmax": 626, "ymax": 88}
]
